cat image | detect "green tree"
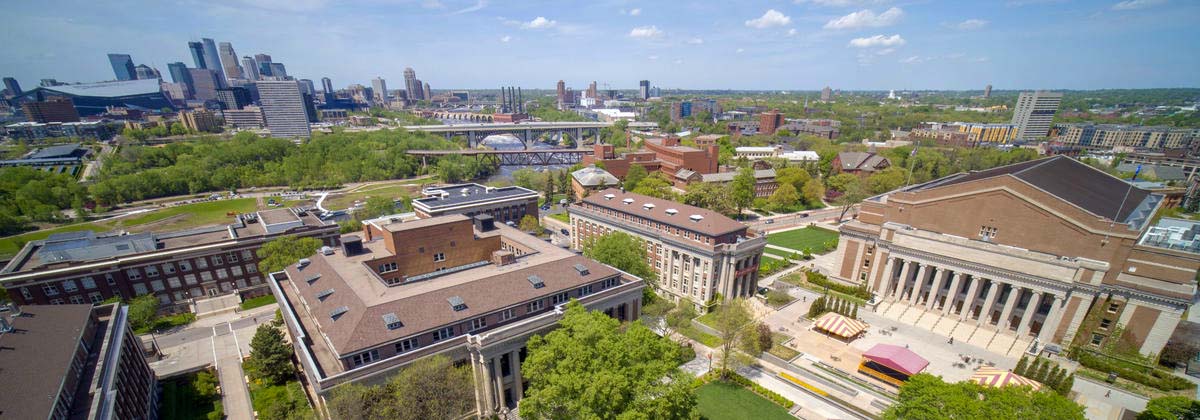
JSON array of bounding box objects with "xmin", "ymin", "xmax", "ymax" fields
[
  {"xmin": 826, "ymin": 173, "xmax": 860, "ymax": 193},
  {"xmin": 865, "ymin": 166, "xmax": 909, "ymax": 194},
  {"xmin": 521, "ymin": 302, "xmax": 699, "ymax": 420},
  {"xmin": 169, "ymin": 122, "xmax": 189, "ymax": 136},
  {"xmin": 768, "ymin": 183, "xmax": 800, "ymax": 211},
  {"xmin": 245, "ymin": 322, "xmax": 295, "ymax": 385},
  {"xmin": 326, "ymin": 355, "xmax": 474, "ymax": 420},
  {"xmin": 582, "ymin": 232, "xmax": 656, "ymax": 281},
  {"xmin": 833, "ymin": 179, "xmax": 868, "ymax": 223},
  {"xmin": 360, "ymin": 195, "xmax": 404, "ymax": 220},
  {"xmin": 257, "ymin": 236, "xmax": 324, "ymax": 274},
  {"xmin": 519, "ymin": 214, "xmax": 542, "ymax": 233},
  {"xmin": 1137, "ymin": 396, "xmax": 1200, "ymax": 420},
  {"xmin": 558, "ymin": 170, "xmax": 570, "ymax": 198},
  {"xmin": 801, "ymin": 179, "xmax": 826, "ymax": 208},
  {"xmin": 883, "ymin": 373, "xmax": 1086, "ymax": 420},
  {"xmin": 756, "ymin": 322, "xmax": 773, "ymax": 352},
  {"xmin": 1014, "ymin": 356, "xmax": 1030, "ymax": 376},
  {"xmin": 682, "ymin": 182, "xmax": 734, "ymax": 216},
  {"xmin": 712, "ymin": 299, "xmax": 759, "ymax": 379},
  {"xmin": 775, "ymin": 166, "xmax": 811, "ymax": 192},
  {"xmin": 631, "ymin": 172, "xmax": 676, "ymax": 200},
  {"xmin": 623, "ymin": 164, "xmax": 648, "ymax": 191},
  {"xmin": 126, "ymin": 294, "xmax": 159, "ymax": 330},
  {"xmin": 729, "ymin": 166, "xmax": 756, "ymax": 218},
  {"xmin": 544, "ymin": 171, "xmax": 555, "ymax": 198}
]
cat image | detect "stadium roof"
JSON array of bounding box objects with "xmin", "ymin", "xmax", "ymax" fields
[{"xmin": 37, "ymin": 79, "xmax": 163, "ymax": 98}]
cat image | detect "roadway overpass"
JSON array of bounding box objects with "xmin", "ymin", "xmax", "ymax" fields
[
  {"xmin": 408, "ymin": 148, "xmax": 593, "ymax": 167},
  {"xmin": 400, "ymin": 121, "xmax": 658, "ymax": 148}
]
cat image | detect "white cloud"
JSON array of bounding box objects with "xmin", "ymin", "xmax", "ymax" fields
[
  {"xmin": 787, "ymin": 28, "xmax": 798, "ymax": 36},
  {"xmin": 824, "ymin": 7, "xmax": 903, "ymax": 29},
  {"xmin": 972, "ymin": 56, "xmax": 991, "ymax": 62},
  {"xmin": 500, "ymin": 35, "xmax": 511, "ymax": 43},
  {"xmin": 956, "ymin": 19, "xmax": 988, "ymax": 30},
  {"xmin": 848, "ymin": 34, "xmax": 905, "ymax": 47},
  {"xmin": 875, "ymin": 48, "xmax": 895, "ymax": 55},
  {"xmin": 736, "ymin": 48, "xmax": 745, "ymax": 53},
  {"xmin": 629, "ymin": 25, "xmax": 663, "ymax": 38},
  {"xmin": 795, "ymin": 0, "xmax": 885, "ymax": 6},
  {"xmin": 687, "ymin": 37, "xmax": 704, "ymax": 44},
  {"xmin": 629, "ymin": 8, "xmax": 641, "ymax": 16},
  {"xmin": 673, "ymin": 59, "xmax": 683, "ymax": 64},
  {"xmin": 899, "ymin": 55, "xmax": 923, "ymax": 64},
  {"xmin": 236, "ymin": 0, "xmax": 328, "ymax": 12},
  {"xmin": 1112, "ymin": 0, "xmax": 1165, "ymax": 10},
  {"xmin": 648, "ymin": 55, "xmax": 659, "ymax": 60},
  {"xmin": 521, "ymin": 16, "xmax": 557, "ymax": 29},
  {"xmin": 450, "ymin": 0, "xmax": 487, "ymax": 15},
  {"xmin": 421, "ymin": 0, "xmax": 444, "ymax": 9},
  {"xmin": 745, "ymin": 9, "xmax": 792, "ymax": 29}
]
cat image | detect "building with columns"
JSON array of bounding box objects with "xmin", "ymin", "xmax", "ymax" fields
[
  {"xmin": 568, "ymin": 189, "xmax": 766, "ymax": 311},
  {"xmin": 269, "ymin": 214, "xmax": 643, "ymax": 416},
  {"xmin": 835, "ymin": 156, "xmax": 1198, "ymax": 357}
]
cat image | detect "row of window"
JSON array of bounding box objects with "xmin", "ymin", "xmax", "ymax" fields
[
  {"xmin": 576, "ymin": 205, "xmax": 717, "ymax": 246},
  {"xmin": 35, "ymin": 275, "xmax": 263, "ymax": 306}
]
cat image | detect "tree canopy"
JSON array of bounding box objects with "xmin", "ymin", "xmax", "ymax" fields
[
  {"xmin": 326, "ymin": 355, "xmax": 475, "ymax": 420},
  {"xmin": 582, "ymin": 232, "xmax": 656, "ymax": 282},
  {"xmin": 520, "ymin": 302, "xmax": 699, "ymax": 420},
  {"xmin": 711, "ymin": 299, "xmax": 760, "ymax": 378},
  {"xmin": 257, "ymin": 236, "xmax": 324, "ymax": 274},
  {"xmin": 1137, "ymin": 396, "xmax": 1200, "ymax": 420},
  {"xmin": 245, "ymin": 322, "xmax": 296, "ymax": 386},
  {"xmin": 882, "ymin": 373, "xmax": 1086, "ymax": 420}
]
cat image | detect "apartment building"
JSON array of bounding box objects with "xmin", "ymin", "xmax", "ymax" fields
[
  {"xmin": 568, "ymin": 189, "xmax": 766, "ymax": 310},
  {"xmin": 1011, "ymin": 91, "xmax": 1063, "ymax": 141},
  {"xmin": 1058, "ymin": 124, "xmax": 1195, "ymax": 150},
  {"xmin": 0, "ymin": 207, "xmax": 338, "ymax": 313},
  {"xmin": 835, "ymin": 156, "xmax": 1198, "ymax": 357},
  {"xmin": 270, "ymin": 214, "xmax": 643, "ymax": 416}
]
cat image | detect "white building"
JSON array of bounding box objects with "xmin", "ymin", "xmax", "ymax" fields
[{"xmin": 1011, "ymin": 91, "xmax": 1063, "ymax": 141}]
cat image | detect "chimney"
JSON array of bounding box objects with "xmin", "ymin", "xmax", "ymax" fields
[
  {"xmin": 342, "ymin": 235, "xmax": 364, "ymax": 256},
  {"xmin": 491, "ymin": 250, "xmax": 515, "ymax": 266},
  {"xmin": 474, "ymin": 214, "xmax": 496, "ymax": 232}
]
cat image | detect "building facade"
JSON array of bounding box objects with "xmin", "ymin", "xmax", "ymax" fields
[
  {"xmin": 22, "ymin": 97, "xmax": 81, "ymax": 123},
  {"xmin": 270, "ymin": 215, "xmax": 644, "ymax": 416},
  {"xmin": 833, "ymin": 152, "xmax": 892, "ymax": 177},
  {"xmin": 257, "ymin": 80, "xmax": 311, "ymax": 140},
  {"xmin": 107, "ymin": 54, "xmax": 136, "ymax": 81},
  {"xmin": 569, "ymin": 189, "xmax": 766, "ymax": 310},
  {"xmin": 180, "ymin": 108, "xmax": 219, "ymax": 132},
  {"xmin": 759, "ymin": 110, "xmax": 783, "ymax": 135},
  {"xmin": 1058, "ymin": 124, "xmax": 1194, "ymax": 150},
  {"xmin": 412, "ymin": 183, "xmax": 540, "ymax": 225},
  {"xmin": 0, "ymin": 303, "xmax": 157, "ymax": 420},
  {"xmin": 834, "ymin": 156, "xmax": 1198, "ymax": 357},
  {"xmin": 0, "ymin": 208, "xmax": 338, "ymax": 313},
  {"xmin": 1011, "ymin": 91, "xmax": 1062, "ymax": 141},
  {"xmin": 222, "ymin": 106, "xmax": 265, "ymax": 129}
]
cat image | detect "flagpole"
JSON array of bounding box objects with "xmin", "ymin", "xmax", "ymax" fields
[{"xmin": 903, "ymin": 144, "xmax": 918, "ymax": 187}]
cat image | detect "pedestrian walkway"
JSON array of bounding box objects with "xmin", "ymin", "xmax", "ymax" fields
[{"xmin": 214, "ymin": 324, "xmax": 255, "ymax": 420}]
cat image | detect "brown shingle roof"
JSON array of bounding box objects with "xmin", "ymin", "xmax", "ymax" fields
[{"xmin": 580, "ymin": 188, "xmax": 748, "ymax": 237}]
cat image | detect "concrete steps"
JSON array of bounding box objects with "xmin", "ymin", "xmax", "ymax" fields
[
  {"xmin": 968, "ymin": 327, "xmax": 995, "ymax": 348},
  {"xmin": 951, "ymin": 322, "xmax": 977, "ymax": 343},
  {"xmin": 987, "ymin": 332, "xmax": 1016, "ymax": 354},
  {"xmin": 933, "ymin": 317, "xmax": 958, "ymax": 336},
  {"xmin": 899, "ymin": 305, "xmax": 923, "ymax": 324},
  {"xmin": 915, "ymin": 310, "xmax": 940, "ymax": 330},
  {"xmin": 1008, "ymin": 337, "xmax": 1033, "ymax": 357}
]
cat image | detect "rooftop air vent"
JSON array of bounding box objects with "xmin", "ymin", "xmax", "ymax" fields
[
  {"xmin": 573, "ymin": 264, "xmax": 590, "ymax": 276},
  {"xmin": 665, "ymin": 209, "xmax": 678, "ymax": 215},
  {"xmin": 320, "ymin": 246, "xmax": 334, "ymax": 256},
  {"xmin": 316, "ymin": 288, "xmax": 334, "ymax": 301},
  {"xmin": 689, "ymin": 214, "xmax": 704, "ymax": 222},
  {"xmin": 604, "ymin": 193, "xmax": 616, "ymax": 200},
  {"xmin": 383, "ymin": 313, "xmax": 403, "ymax": 330},
  {"xmin": 330, "ymin": 306, "xmax": 349, "ymax": 319},
  {"xmin": 298, "ymin": 258, "xmax": 311, "ymax": 268},
  {"xmin": 305, "ymin": 274, "xmax": 321, "ymax": 284},
  {"xmin": 448, "ymin": 296, "xmax": 467, "ymax": 311},
  {"xmin": 527, "ymin": 275, "xmax": 545, "ymax": 289},
  {"xmin": 643, "ymin": 203, "xmax": 656, "ymax": 210},
  {"xmin": 622, "ymin": 198, "xmax": 635, "ymax": 205}
]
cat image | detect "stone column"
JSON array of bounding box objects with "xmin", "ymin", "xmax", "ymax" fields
[
  {"xmin": 1017, "ymin": 291, "xmax": 1043, "ymax": 337},
  {"xmin": 873, "ymin": 257, "xmax": 896, "ymax": 295},
  {"xmin": 893, "ymin": 260, "xmax": 913, "ymax": 300},
  {"xmin": 492, "ymin": 356, "xmax": 505, "ymax": 410},
  {"xmin": 509, "ymin": 350, "xmax": 524, "ymax": 402},
  {"xmin": 1037, "ymin": 294, "xmax": 1065, "ymax": 343},
  {"xmin": 925, "ymin": 268, "xmax": 949, "ymax": 310},
  {"xmin": 942, "ymin": 272, "xmax": 964, "ymax": 315},
  {"xmin": 473, "ymin": 351, "xmax": 494, "ymax": 416},
  {"xmin": 908, "ymin": 264, "xmax": 929, "ymax": 305},
  {"xmin": 997, "ymin": 286, "xmax": 1022, "ymax": 330},
  {"xmin": 975, "ymin": 280, "xmax": 1002, "ymax": 325},
  {"xmin": 959, "ymin": 276, "xmax": 983, "ymax": 320}
]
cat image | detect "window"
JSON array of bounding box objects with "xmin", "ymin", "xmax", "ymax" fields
[
  {"xmin": 126, "ymin": 269, "xmax": 142, "ymax": 281},
  {"xmin": 433, "ymin": 253, "xmax": 446, "ymax": 262},
  {"xmin": 499, "ymin": 308, "xmax": 515, "ymax": 321},
  {"xmin": 81, "ymin": 277, "xmax": 96, "ymax": 289},
  {"xmin": 527, "ymin": 299, "xmax": 545, "ymax": 313},
  {"xmin": 184, "ymin": 274, "xmax": 197, "ymax": 285},
  {"xmin": 860, "ymin": 272, "xmax": 868, "ymax": 281},
  {"xmin": 350, "ymin": 350, "xmax": 379, "ymax": 367},
  {"xmin": 1099, "ymin": 318, "xmax": 1112, "ymax": 330},
  {"xmin": 1107, "ymin": 302, "xmax": 1120, "ymax": 313},
  {"xmin": 105, "ymin": 273, "xmax": 116, "ymax": 285},
  {"xmin": 470, "ymin": 317, "xmax": 487, "ymax": 331},
  {"xmin": 227, "ymin": 252, "xmax": 239, "ymax": 263},
  {"xmin": 601, "ymin": 277, "xmax": 619, "ymax": 289},
  {"xmin": 88, "ymin": 292, "xmax": 103, "ymax": 304},
  {"xmin": 179, "ymin": 261, "xmax": 192, "ymax": 271},
  {"xmin": 1090, "ymin": 333, "xmax": 1105, "ymax": 346},
  {"xmin": 979, "ymin": 225, "xmax": 998, "ymax": 240},
  {"xmin": 50, "ymin": 299, "xmax": 63, "ymax": 305},
  {"xmin": 42, "ymin": 284, "xmax": 59, "ymax": 296},
  {"xmin": 378, "ymin": 262, "xmax": 398, "ymax": 273},
  {"xmin": 231, "ymin": 266, "xmax": 243, "ymax": 276},
  {"xmin": 432, "ymin": 326, "xmax": 455, "ymax": 342},
  {"xmin": 395, "ymin": 338, "xmax": 419, "ymax": 354},
  {"xmin": 133, "ymin": 283, "xmax": 148, "ymax": 295},
  {"xmin": 200, "ymin": 271, "xmax": 214, "ymax": 282},
  {"xmin": 863, "ymin": 259, "xmax": 871, "ymax": 268},
  {"xmin": 217, "ymin": 269, "xmax": 229, "ymax": 279},
  {"xmin": 213, "ymin": 255, "xmax": 224, "ymax": 265},
  {"xmin": 20, "ymin": 288, "xmax": 32, "ymax": 300},
  {"xmin": 163, "ymin": 264, "xmax": 176, "ymax": 274},
  {"xmin": 246, "ymin": 264, "xmax": 257, "ymax": 273},
  {"xmin": 551, "ymin": 292, "xmax": 570, "ymax": 305},
  {"xmin": 69, "ymin": 295, "xmax": 85, "ymax": 304},
  {"xmin": 577, "ymin": 284, "xmax": 593, "ymax": 297},
  {"xmin": 195, "ymin": 258, "xmax": 208, "ymax": 269},
  {"xmin": 242, "ymin": 250, "xmax": 254, "ymax": 261},
  {"xmin": 62, "ymin": 280, "xmax": 78, "ymax": 293},
  {"xmin": 151, "ymin": 280, "xmax": 165, "ymax": 292},
  {"xmin": 145, "ymin": 266, "xmax": 159, "ymax": 277}
]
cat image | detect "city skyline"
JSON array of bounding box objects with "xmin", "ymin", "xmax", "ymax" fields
[{"xmin": 1, "ymin": 0, "xmax": 1198, "ymax": 91}]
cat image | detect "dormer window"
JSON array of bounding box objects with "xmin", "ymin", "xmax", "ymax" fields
[
  {"xmin": 448, "ymin": 296, "xmax": 467, "ymax": 311},
  {"xmin": 383, "ymin": 313, "xmax": 403, "ymax": 330},
  {"xmin": 689, "ymin": 214, "xmax": 704, "ymax": 222},
  {"xmin": 527, "ymin": 275, "xmax": 545, "ymax": 289},
  {"xmin": 604, "ymin": 194, "xmax": 616, "ymax": 200},
  {"xmin": 666, "ymin": 209, "xmax": 678, "ymax": 215},
  {"xmin": 316, "ymin": 288, "xmax": 334, "ymax": 301},
  {"xmin": 622, "ymin": 198, "xmax": 634, "ymax": 205},
  {"xmin": 330, "ymin": 306, "xmax": 349, "ymax": 320},
  {"xmin": 643, "ymin": 203, "xmax": 656, "ymax": 210}
]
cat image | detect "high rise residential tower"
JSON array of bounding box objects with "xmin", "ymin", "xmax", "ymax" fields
[
  {"xmin": 1011, "ymin": 91, "xmax": 1063, "ymax": 141},
  {"xmin": 984, "ymin": 84, "xmax": 993, "ymax": 99},
  {"xmin": 241, "ymin": 56, "xmax": 259, "ymax": 80},
  {"xmin": 187, "ymin": 42, "xmax": 206, "ymax": 68},
  {"xmin": 403, "ymin": 67, "xmax": 421, "ymax": 101},
  {"xmin": 371, "ymin": 77, "xmax": 388, "ymax": 104},
  {"xmin": 638, "ymin": 80, "xmax": 650, "ymax": 100},
  {"xmin": 257, "ymin": 80, "xmax": 311, "ymax": 140},
  {"xmin": 107, "ymin": 53, "xmax": 136, "ymax": 81}
]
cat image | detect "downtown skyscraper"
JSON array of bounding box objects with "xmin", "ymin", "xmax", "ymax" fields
[
  {"xmin": 241, "ymin": 56, "xmax": 259, "ymax": 81},
  {"xmin": 372, "ymin": 77, "xmax": 388, "ymax": 104},
  {"xmin": 403, "ymin": 67, "xmax": 422, "ymax": 101},
  {"xmin": 107, "ymin": 54, "xmax": 136, "ymax": 81},
  {"xmin": 218, "ymin": 42, "xmax": 244, "ymax": 80},
  {"xmin": 200, "ymin": 38, "xmax": 225, "ymax": 81}
]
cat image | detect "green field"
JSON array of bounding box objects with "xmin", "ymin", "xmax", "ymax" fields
[
  {"xmin": 765, "ymin": 227, "xmax": 839, "ymax": 254},
  {"xmin": 158, "ymin": 371, "xmax": 223, "ymax": 420},
  {"xmin": 697, "ymin": 381, "xmax": 794, "ymax": 420},
  {"xmin": 547, "ymin": 212, "xmax": 570, "ymax": 223},
  {"xmin": 240, "ymin": 294, "xmax": 277, "ymax": 310},
  {"xmin": 323, "ymin": 183, "xmax": 422, "ymax": 211}
]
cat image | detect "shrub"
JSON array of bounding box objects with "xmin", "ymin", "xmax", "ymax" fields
[
  {"xmin": 803, "ymin": 270, "xmax": 872, "ymax": 300},
  {"xmin": 766, "ymin": 290, "xmax": 793, "ymax": 307},
  {"xmin": 1071, "ymin": 348, "xmax": 1195, "ymax": 391}
]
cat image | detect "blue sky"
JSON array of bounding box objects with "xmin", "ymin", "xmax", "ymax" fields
[{"xmin": 2, "ymin": 0, "xmax": 1197, "ymax": 91}]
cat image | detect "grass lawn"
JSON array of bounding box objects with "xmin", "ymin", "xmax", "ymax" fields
[
  {"xmin": 697, "ymin": 381, "xmax": 794, "ymax": 420},
  {"xmin": 765, "ymin": 226, "xmax": 839, "ymax": 254},
  {"xmin": 250, "ymin": 380, "xmax": 313, "ymax": 419},
  {"xmin": 761, "ymin": 247, "xmax": 793, "ymax": 258},
  {"xmin": 120, "ymin": 198, "xmax": 258, "ymax": 229},
  {"xmin": 0, "ymin": 223, "xmax": 107, "ymax": 258},
  {"xmin": 136, "ymin": 312, "xmax": 196, "ymax": 334},
  {"xmin": 240, "ymin": 294, "xmax": 277, "ymax": 311},
  {"xmin": 678, "ymin": 325, "xmax": 723, "ymax": 348},
  {"xmin": 323, "ymin": 183, "xmax": 421, "ymax": 211},
  {"xmin": 547, "ymin": 212, "xmax": 570, "ymax": 224},
  {"xmin": 158, "ymin": 370, "xmax": 223, "ymax": 420},
  {"xmin": 768, "ymin": 333, "xmax": 801, "ymax": 361}
]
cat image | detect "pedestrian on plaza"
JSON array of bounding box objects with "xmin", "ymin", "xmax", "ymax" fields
[
  {"xmin": 949, "ymin": 337, "xmax": 954, "ymax": 345},
  {"xmin": 1105, "ymin": 390, "xmax": 1111, "ymax": 398}
]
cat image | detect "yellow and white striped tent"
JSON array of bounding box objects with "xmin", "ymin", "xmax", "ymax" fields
[
  {"xmin": 969, "ymin": 366, "xmax": 1042, "ymax": 390},
  {"xmin": 813, "ymin": 312, "xmax": 869, "ymax": 339}
]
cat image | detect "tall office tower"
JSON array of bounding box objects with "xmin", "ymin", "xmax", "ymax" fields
[
  {"xmin": 188, "ymin": 68, "xmax": 223, "ymax": 101},
  {"xmin": 257, "ymin": 80, "xmax": 311, "ymax": 139},
  {"xmin": 218, "ymin": 42, "xmax": 244, "ymax": 80},
  {"xmin": 556, "ymin": 80, "xmax": 566, "ymax": 107},
  {"xmin": 107, "ymin": 53, "xmax": 136, "ymax": 81},
  {"xmin": 371, "ymin": 77, "xmax": 388, "ymax": 104},
  {"xmin": 241, "ymin": 56, "xmax": 259, "ymax": 81},
  {"xmin": 302, "ymin": 92, "xmax": 318, "ymax": 122},
  {"xmin": 320, "ymin": 77, "xmax": 334, "ymax": 102},
  {"xmin": 254, "ymin": 53, "xmax": 272, "ymax": 66},
  {"xmin": 268, "ymin": 63, "xmax": 288, "ymax": 79},
  {"xmin": 216, "ymin": 87, "xmax": 252, "ymax": 110},
  {"xmin": 299, "ymin": 79, "xmax": 316, "ymax": 96},
  {"xmin": 4, "ymin": 77, "xmax": 23, "ymax": 96},
  {"xmin": 254, "ymin": 54, "xmax": 274, "ymax": 77},
  {"xmin": 200, "ymin": 38, "xmax": 225, "ymax": 80},
  {"xmin": 638, "ymin": 80, "xmax": 650, "ymax": 100},
  {"xmin": 1011, "ymin": 91, "xmax": 1063, "ymax": 141},
  {"xmin": 984, "ymin": 84, "xmax": 993, "ymax": 99},
  {"xmin": 166, "ymin": 62, "xmax": 193, "ymax": 97},
  {"xmin": 587, "ymin": 81, "xmax": 597, "ymax": 99},
  {"xmin": 404, "ymin": 67, "xmax": 421, "ymax": 100},
  {"xmin": 188, "ymin": 42, "xmax": 206, "ymax": 68},
  {"xmin": 821, "ymin": 86, "xmax": 832, "ymax": 102},
  {"xmin": 423, "ymin": 82, "xmax": 431, "ymax": 103},
  {"xmin": 134, "ymin": 64, "xmax": 160, "ymax": 80}
]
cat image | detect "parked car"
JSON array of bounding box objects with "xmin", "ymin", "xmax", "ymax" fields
[{"xmin": 560, "ymin": 228, "xmax": 570, "ymax": 236}]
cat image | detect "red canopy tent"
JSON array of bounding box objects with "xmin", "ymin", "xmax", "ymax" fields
[{"xmin": 859, "ymin": 344, "xmax": 929, "ymax": 386}]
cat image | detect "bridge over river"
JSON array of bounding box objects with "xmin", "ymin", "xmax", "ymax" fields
[
  {"xmin": 408, "ymin": 148, "xmax": 592, "ymax": 166},
  {"xmin": 400, "ymin": 121, "xmax": 658, "ymax": 148}
]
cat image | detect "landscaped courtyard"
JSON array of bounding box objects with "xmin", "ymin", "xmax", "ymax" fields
[
  {"xmin": 766, "ymin": 226, "xmax": 839, "ymax": 254},
  {"xmin": 696, "ymin": 381, "xmax": 794, "ymax": 420}
]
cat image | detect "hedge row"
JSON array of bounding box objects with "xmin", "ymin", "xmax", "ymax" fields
[
  {"xmin": 804, "ymin": 270, "xmax": 872, "ymax": 300},
  {"xmin": 1072, "ymin": 350, "xmax": 1195, "ymax": 391},
  {"xmin": 701, "ymin": 369, "xmax": 795, "ymax": 408}
]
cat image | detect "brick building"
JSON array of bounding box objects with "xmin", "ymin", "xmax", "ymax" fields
[
  {"xmin": 412, "ymin": 183, "xmax": 540, "ymax": 225},
  {"xmin": 270, "ymin": 215, "xmax": 644, "ymax": 415},
  {"xmin": 835, "ymin": 156, "xmax": 1199, "ymax": 357},
  {"xmin": 22, "ymin": 97, "xmax": 81, "ymax": 123},
  {"xmin": 581, "ymin": 138, "xmax": 720, "ymax": 187},
  {"xmin": 570, "ymin": 165, "xmax": 620, "ymax": 200},
  {"xmin": 568, "ymin": 189, "xmax": 766, "ymax": 311},
  {"xmin": 180, "ymin": 108, "xmax": 219, "ymax": 132},
  {"xmin": 759, "ymin": 110, "xmax": 783, "ymax": 135},
  {"xmin": 0, "ymin": 207, "xmax": 338, "ymax": 313}
]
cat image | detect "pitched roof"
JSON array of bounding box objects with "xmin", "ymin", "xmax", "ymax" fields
[
  {"xmin": 913, "ymin": 156, "xmax": 1154, "ymax": 223},
  {"xmin": 838, "ymin": 152, "xmax": 889, "ymax": 171},
  {"xmin": 580, "ymin": 188, "xmax": 748, "ymax": 237},
  {"xmin": 862, "ymin": 343, "xmax": 928, "ymax": 376},
  {"xmin": 571, "ymin": 166, "xmax": 620, "ymax": 187}
]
